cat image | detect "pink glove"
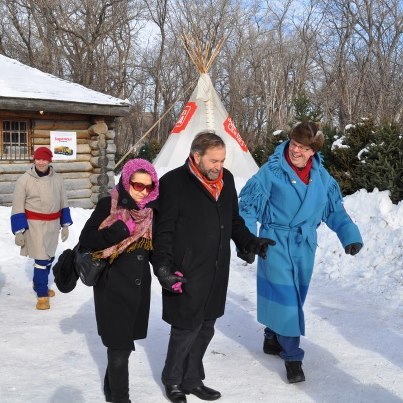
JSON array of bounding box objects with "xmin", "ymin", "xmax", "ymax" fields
[
  {"xmin": 125, "ymin": 218, "xmax": 136, "ymax": 235},
  {"xmin": 172, "ymin": 271, "xmax": 184, "ymax": 294},
  {"xmin": 118, "ymin": 214, "xmax": 136, "ymax": 235}
]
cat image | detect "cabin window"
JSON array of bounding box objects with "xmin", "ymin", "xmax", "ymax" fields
[{"xmin": 0, "ymin": 120, "xmax": 31, "ymax": 160}]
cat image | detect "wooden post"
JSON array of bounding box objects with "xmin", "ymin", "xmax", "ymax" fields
[{"xmin": 89, "ymin": 119, "xmax": 109, "ymax": 200}]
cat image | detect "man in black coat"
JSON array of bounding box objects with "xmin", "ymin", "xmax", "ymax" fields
[{"xmin": 153, "ymin": 131, "xmax": 275, "ymax": 403}]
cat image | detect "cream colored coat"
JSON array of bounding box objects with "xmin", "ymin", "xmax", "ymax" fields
[{"xmin": 11, "ymin": 166, "xmax": 69, "ymax": 260}]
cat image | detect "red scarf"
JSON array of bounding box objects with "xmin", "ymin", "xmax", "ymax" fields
[
  {"xmin": 285, "ymin": 149, "xmax": 313, "ymax": 185},
  {"xmin": 188, "ymin": 155, "xmax": 224, "ymax": 201}
]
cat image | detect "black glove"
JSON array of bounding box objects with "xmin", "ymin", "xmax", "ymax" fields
[
  {"xmin": 237, "ymin": 250, "xmax": 255, "ymax": 264},
  {"xmin": 157, "ymin": 266, "xmax": 187, "ymax": 293},
  {"xmin": 244, "ymin": 236, "xmax": 276, "ymax": 259},
  {"xmin": 345, "ymin": 243, "xmax": 362, "ymax": 256}
]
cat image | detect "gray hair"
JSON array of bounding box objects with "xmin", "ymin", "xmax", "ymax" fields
[{"xmin": 190, "ymin": 130, "xmax": 225, "ymax": 156}]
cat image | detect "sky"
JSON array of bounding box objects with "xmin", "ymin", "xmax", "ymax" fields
[{"xmin": 0, "ymin": 185, "xmax": 402, "ymax": 403}]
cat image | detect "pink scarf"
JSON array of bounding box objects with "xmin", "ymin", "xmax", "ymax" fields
[
  {"xmin": 92, "ymin": 187, "xmax": 153, "ymax": 262},
  {"xmin": 92, "ymin": 158, "xmax": 158, "ymax": 262}
]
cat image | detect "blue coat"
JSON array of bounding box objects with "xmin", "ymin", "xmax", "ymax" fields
[{"xmin": 239, "ymin": 141, "xmax": 363, "ymax": 337}]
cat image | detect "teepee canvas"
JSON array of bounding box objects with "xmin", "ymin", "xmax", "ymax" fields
[{"xmin": 153, "ymin": 38, "xmax": 258, "ymax": 180}]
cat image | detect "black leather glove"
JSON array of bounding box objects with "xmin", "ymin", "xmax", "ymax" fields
[
  {"xmin": 345, "ymin": 243, "xmax": 362, "ymax": 256},
  {"xmin": 157, "ymin": 266, "xmax": 187, "ymax": 293},
  {"xmin": 244, "ymin": 236, "xmax": 276, "ymax": 259},
  {"xmin": 237, "ymin": 250, "xmax": 256, "ymax": 264}
]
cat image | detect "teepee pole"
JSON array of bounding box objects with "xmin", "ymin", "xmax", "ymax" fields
[
  {"xmin": 115, "ymin": 81, "xmax": 195, "ymax": 170},
  {"xmin": 182, "ymin": 32, "xmax": 225, "ymax": 74}
]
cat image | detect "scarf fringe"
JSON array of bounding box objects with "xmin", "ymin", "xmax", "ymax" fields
[{"xmin": 92, "ymin": 237, "xmax": 153, "ymax": 264}]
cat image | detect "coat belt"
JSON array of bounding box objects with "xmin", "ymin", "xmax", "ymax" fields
[
  {"xmin": 264, "ymin": 223, "xmax": 316, "ymax": 245},
  {"xmin": 25, "ymin": 209, "xmax": 61, "ymax": 221}
]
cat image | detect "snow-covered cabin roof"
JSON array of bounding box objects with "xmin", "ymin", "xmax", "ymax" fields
[{"xmin": 0, "ymin": 55, "xmax": 131, "ymax": 116}]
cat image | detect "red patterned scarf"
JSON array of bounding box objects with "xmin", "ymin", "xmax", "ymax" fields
[
  {"xmin": 285, "ymin": 149, "xmax": 313, "ymax": 185},
  {"xmin": 188, "ymin": 155, "xmax": 224, "ymax": 201},
  {"xmin": 93, "ymin": 187, "xmax": 153, "ymax": 262}
]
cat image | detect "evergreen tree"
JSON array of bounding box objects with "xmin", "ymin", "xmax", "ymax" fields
[
  {"xmin": 137, "ymin": 142, "xmax": 151, "ymax": 160},
  {"xmin": 320, "ymin": 123, "xmax": 342, "ymax": 171},
  {"xmin": 292, "ymin": 90, "xmax": 322, "ymax": 123},
  {"xmin": 252, "ymin": 129, "xmax": 288, "ymax": 166},
  {"xmin": 136, "ymin": 141, "xmax": 161, "ymax": 162},
  {"xmin": 355, "ymin": 122, "xmax": 403, "ymax": 203},
  {"xmin": 329, "ymin": 118, "xmax": 376, "ymax": 196}
]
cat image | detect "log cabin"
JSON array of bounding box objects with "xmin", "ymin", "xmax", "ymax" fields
[{"xmin": 0, "ymin": 55, "xmax": 130, "ymax": 208}]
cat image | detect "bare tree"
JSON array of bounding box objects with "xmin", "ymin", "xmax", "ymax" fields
[
  {"xmin": 315, "ymin": 0, "xmax": 403, "ymax": 127},
  {"xmin": 1, "ymin": 0, "xmax": 401, "ymax": 156},
  {"xmin": 0, "ymin": 0, "xmax": 146, "ymax": 98}
]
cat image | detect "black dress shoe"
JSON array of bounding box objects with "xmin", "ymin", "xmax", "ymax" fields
[
  {"xmin": 183, "ymin": 385, "xmax": 221, "ymax": 401},
  {"xmin": 165, "ymin": 385, "xmax": 187, "ymax": 403}
]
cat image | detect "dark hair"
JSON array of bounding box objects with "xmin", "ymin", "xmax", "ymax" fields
[
  {"xmin": 190, "ymin": 131, "xmax": 225, "ymax": 156},
  {"xmin": 130, "ymin": 168, "xmax": 150, "ymax": 181},
  {"xmin": 133, "ymin": 169, "xmax": 148, "ymax": 175},
  {"xmin": 288, "ymin": 121, "xmax": 324, "ymax": 152}
]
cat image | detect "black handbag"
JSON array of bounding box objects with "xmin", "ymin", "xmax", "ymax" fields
[{"xmin": 74, "ymin": 244, "xmax": 109, "ymax": 286}]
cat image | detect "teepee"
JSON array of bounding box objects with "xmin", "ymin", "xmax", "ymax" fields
[{"xmin": 153, "ymin": 35, "xmax": 258, "ymax": 180}]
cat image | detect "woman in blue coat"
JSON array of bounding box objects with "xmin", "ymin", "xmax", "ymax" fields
[{"xmin": 238, "ymin": 122, "xmax": 363, "ymax": 383}]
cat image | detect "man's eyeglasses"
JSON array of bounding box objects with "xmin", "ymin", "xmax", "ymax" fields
[
  {"xmin": 130, "ymin": 181, "xmax": 155, "ymax": 193},
  {"xmin": 289, "ymin": 140, "xmax": 312, "ymax": 152}
]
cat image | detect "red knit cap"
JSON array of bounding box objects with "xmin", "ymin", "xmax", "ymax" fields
[{"xmin": 33, "ymin": 147, "xmax": 53, "ymax": 162}]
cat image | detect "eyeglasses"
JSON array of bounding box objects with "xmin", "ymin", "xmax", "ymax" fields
[
  {"xmin": 130, "ymin": 181, "xmax": 155, "ymax": 193},
  {"xmin": 289, "ymin": 140, "xmax": 312, "ymax": 152}
]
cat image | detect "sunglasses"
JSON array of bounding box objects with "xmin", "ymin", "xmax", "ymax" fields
[{"xmin": 130, "ymin": 181, "xmax": 155, "ymax": 193}]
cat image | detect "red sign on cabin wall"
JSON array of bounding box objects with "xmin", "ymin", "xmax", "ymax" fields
[
  {"xmin": 223, "ymin": 116, "xmax": 248, "ymax": 152},
  {"xmin": 171, "ymin": 102, "xmax": 198, "ymax": 134}
]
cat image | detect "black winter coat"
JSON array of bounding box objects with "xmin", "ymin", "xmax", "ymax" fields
[
  {"xmin": 79, "ymin": 185, "xmax": 157, "ymax": 350},
  {"xmin": 152, "ymin": 162, "xmax": 254, "ymax": 330}
]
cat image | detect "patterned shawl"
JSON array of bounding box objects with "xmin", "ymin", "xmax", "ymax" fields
[{"xmin": 92, "ymin": 158, "xmax": 159, "ymax": 262}]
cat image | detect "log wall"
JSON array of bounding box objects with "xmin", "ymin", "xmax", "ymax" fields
[{"xmin": 0, "ymin": 112, "xmax": 117, "ymax": 209}]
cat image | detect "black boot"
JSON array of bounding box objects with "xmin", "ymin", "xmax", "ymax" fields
[
  {"xmin": 285, "ymin": 360, "xmax": 305, "ymax": 383},
  {"xmin": 104, "ymin": 366, "xmax": 112, "ymax": 402},
  {"xmin": 106, "ymin": 348, "xmax": 132, "ymax": 402},
  {"xmin": 263, "ymin": 335, "xmax": 282, "ymax": 355}
]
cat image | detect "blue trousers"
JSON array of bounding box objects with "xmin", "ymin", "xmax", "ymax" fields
[
  {"xmin": 33, "ymin": 258, "xmax": 54, "ymax": 297},
  {"xmin": 264, "ymin": 327, "xmax": 304, "ymax": 361}
]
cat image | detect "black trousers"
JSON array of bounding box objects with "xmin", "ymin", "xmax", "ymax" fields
[
  {"xmin": 162, "ymin": 319, "xmax": 216, "ymax": 390},
  {"xmin": 104, "ymin": 348, "xmax": 132, "ymax": 403}
]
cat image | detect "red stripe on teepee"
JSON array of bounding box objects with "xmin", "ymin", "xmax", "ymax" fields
[
  {"xmin": 223, "ymin": 116, "xmax": 248, "ymax": 152},
  {"xmin": 171, "ymin": 102, "xmax": 198, "ymax": 134}
]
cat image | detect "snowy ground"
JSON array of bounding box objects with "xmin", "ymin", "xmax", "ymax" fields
[{"xmin": 0, "ymin": 188, "xmax": 402, "ymax": 403}]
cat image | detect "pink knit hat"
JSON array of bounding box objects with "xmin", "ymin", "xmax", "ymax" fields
[
  {"xmin": 121, "ymin": 158, "xmax": 159, "ymax": 208},
  {"xmin": 33, "ymin": 147, "xmax": 53, "ymax": 162}
]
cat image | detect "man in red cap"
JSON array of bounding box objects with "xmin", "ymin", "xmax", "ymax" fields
[{"xmin": 11, "ymin": 146, "xmax": 72, "ymax": 310}]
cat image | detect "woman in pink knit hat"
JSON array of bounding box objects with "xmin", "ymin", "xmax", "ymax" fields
[{"xmin": 79, "ymin": 158, "xmax": 184, "ymax": 403}]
